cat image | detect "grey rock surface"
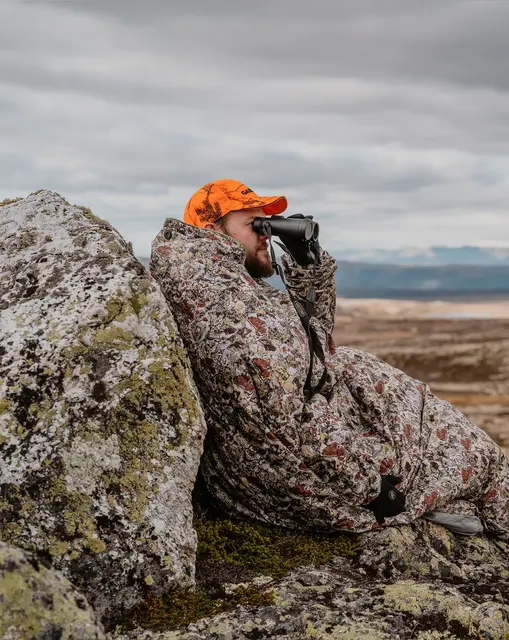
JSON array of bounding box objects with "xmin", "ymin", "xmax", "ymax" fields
[
  {"xmin": 0, "ymin": 191, "xmax": 207, "ymax": 623},
  {"xmin": 110, "ymin": 521, "xmax": 509, "ymax": 639},
  {"xmin": 356, "ymin": 517, "xmax": 509, "ymax": 585},
  {"xmin": 0, "ymin": 540, "xmax": 105, "ymax": 639}
]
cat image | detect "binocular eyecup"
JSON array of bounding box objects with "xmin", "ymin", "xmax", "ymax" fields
[{"xmin": 252, "ymin": 216, "xmax": 319, "ymax": 242}]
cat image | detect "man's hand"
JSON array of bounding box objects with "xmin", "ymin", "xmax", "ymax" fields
[
  {"xmin": 276, "ymin": 214, "xmax": 321, "ymax": 267},
  {"xmin": 365, "ymin": 475, "xmax": 406, "ymax": 525}
]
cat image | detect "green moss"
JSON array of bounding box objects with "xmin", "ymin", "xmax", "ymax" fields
[
  {"xmin": 101, "ymin": 296, "xmax": 124, "ymax": 324},
  {"xmin": 0, "ymin": 485, "xmax": 35, "ymax": 549},
  {"xmin": 1, "ymin": 522, "xmax": 24, "ymax": 545},
  {"xmin": 383, "ymin": 582, "xmax": 429, "ymax": 616},
  {"xmin": 117, "ymin": 583, "xmax": 275, "ymax": 633},
  {"xmin": 116, "ymin": 517, "xmax": 357, "ymax": 632},
  {"xmin": 145, "ymin": 360, "xmax": 192, "ymax": 418},
  {"xmin": 195, "ymin": 518, "xmax": 358, "ymax": 581}
]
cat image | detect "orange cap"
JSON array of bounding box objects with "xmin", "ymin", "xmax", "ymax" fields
[{"xmin": 183, "ymin": 178, "xmax": 287, "ymax": 228}]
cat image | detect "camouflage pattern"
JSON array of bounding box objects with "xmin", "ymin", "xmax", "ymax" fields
[
  {"xmin": 183, "ymin": 178, "xmax": 287, "ymax": 228},
  {"xmin": 151, "ymin": 219, "xmax": 509, "ymax": 535}
]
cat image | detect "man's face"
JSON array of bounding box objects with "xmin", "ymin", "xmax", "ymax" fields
[{"xmin": 210, "ymin": 208, "xmax": 275, "ymax": 279}]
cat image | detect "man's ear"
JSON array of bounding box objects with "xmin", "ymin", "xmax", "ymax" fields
[{"xmin": 203, "ymin": 222, "xmax": 217, "ymax": 230}]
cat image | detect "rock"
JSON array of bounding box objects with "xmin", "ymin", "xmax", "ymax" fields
[
  {"xmin": 356, "ymin": 518, "xmax": 509, "ymax": 586},
  {"xmin": 110, "ymin": 520, "xmax": 509, "ymax": 639},
  {"xmin": 110, "ymin": 566, "xmax": 509, "ymax": 639},
  {"xmin": 0, "ymin": 191, "xmax": 207, "ymax": 624},
  {"xmin": 0, "ymin": 540, "xmax": 105, "ymax": 639}
]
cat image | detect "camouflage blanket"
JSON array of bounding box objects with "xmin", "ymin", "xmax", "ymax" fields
[{"xmin": 151, "ymin": 219, "xmax": 509, "ymax": 535}]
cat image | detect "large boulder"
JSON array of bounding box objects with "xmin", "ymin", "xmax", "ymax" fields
[
  {"xmin": 0, "ymin": 191, "xmax": 207, "ymax": 624},
  {"xmin": 0, "ymin": 540, "xmax": 105, "ymax": 639}
]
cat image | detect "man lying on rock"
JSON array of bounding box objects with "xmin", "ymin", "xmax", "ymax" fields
[{"xmin": 150, "ymin": 178, "xmax": 509, "ymax": 538}]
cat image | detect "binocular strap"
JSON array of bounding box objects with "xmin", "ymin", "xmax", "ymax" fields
[{"xmin": 265, "ymin": 232, "xmax": 329, "ymax": 401}]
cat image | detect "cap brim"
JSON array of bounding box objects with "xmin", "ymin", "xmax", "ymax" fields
[{"xmin": 261, "ymin": 196, "xmax": 287, "ymax": 216}]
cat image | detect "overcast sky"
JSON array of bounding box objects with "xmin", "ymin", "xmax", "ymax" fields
[{"xmin": 2, "ymin": 0, "xmax": 509, "ymax": 256}]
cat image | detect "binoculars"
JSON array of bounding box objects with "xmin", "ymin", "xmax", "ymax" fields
[{"xmin": 251, "ymin": 215, "xmax": 319, "ymax": 242}]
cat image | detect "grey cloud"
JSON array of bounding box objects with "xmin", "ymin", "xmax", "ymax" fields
[
  {"xmin": 0, "ymin": 58, "xmax": 210, "ymax": 108},
  {"xmin": 2, "ymin": 0, "xmax": 509, "ymax": 255},
  {"xmin": 4, "ymin": 56, "xmax": 509, "ymax": 158},
  {"xmin": 3, "ymin": 13, "xmax": 509, "ymax": 159},
  {"xmin": 33, "ymin": 0, "xmax": 509, "ymax": 92}
]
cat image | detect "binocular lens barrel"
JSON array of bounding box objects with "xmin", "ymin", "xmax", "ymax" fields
[{"xmin": 252, "ymin": 216, "xmax": 319, "ymax": 241}]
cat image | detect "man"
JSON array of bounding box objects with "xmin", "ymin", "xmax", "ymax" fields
[{"xmin": 150, "ymin": 178, "xmax": 509, "ymax": 536}]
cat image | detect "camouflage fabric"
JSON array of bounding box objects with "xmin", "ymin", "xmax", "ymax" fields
[{"xmin": 151, "ymin": 219, "xmax": 509, "ymax": 535}]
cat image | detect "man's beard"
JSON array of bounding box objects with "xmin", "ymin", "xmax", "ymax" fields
[
  {"xmin": 245, "ymin": 249, "xmax": 275, "ymax": 279},
  {"xmin": 218, "ymin": 222, "xmax": 274, "ymax": 279}
]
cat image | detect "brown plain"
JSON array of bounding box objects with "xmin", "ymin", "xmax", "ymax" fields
[{"xmin": 333, "ymin": 297, "xmax": 509, "ymax": 456}]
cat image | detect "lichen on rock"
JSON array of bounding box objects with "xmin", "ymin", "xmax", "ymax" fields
[
  {"xmin": 110, "ymin": 519, "xmax": 509, "ymax": 639},
  {"xmin": 0, "ymin": 190, "xmax": 207, "ymax": 625},
  {"xmin": 0, "ymin": 540, "xmax": 105, "ymax": 639},
  {"xmin": 0, "ymin": 196, "xmax": 23, "ymax": 207}
]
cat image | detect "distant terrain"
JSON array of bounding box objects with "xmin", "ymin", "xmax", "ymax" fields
[
  {"xmin": 332, "ymin": 245, "xmax": 509, "ymax": 266},
  {"xmin": 139, "ymin": 244, "xmax": 509, "ymax": 299},
  {"xmin": 334, "ymin": 299, "xmax": 509, "ymax": 456},
  {"xmin": 333, "ymin": 261, "xmax": 509, "ymax": 298}
]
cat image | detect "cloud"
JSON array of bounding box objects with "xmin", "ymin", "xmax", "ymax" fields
[{"xmin": 1, "ymin": 0, "xmax": 509, "ymax": 255}]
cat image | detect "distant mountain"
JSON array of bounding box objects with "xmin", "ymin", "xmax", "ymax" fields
[
  {"xmin": 137, "ymin": 255, "xmax": 509, "ymax": 300},
  {"xmin": 332, "ymin": 246, "xmax": 509, "ymax": 266},
  {"xmin": 334, "ymin": 261, "xmax": 509, "ymax": 299},
  {"xmin": 139, "ymin": 246, "xmax": 509, "ymax": 271}
]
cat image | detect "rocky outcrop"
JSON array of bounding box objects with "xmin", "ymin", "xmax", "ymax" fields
[
  {"xmin": 118, "ymin": 576, "xmax": 508, "ymax": 639},
  {"xmin": 0, "ymin": 540, "xmax": 105, "ymax": 639},
  {"xmin": 0, "ymin": 191, "xmax": 207, "ymax": 623},
  {"xmin": 111, "ymin": 520, "xmax": 509, "ymax": 639},
  {"xmin": 356, "ymin": 518, "xmax": 509, "ymax": 585}
]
